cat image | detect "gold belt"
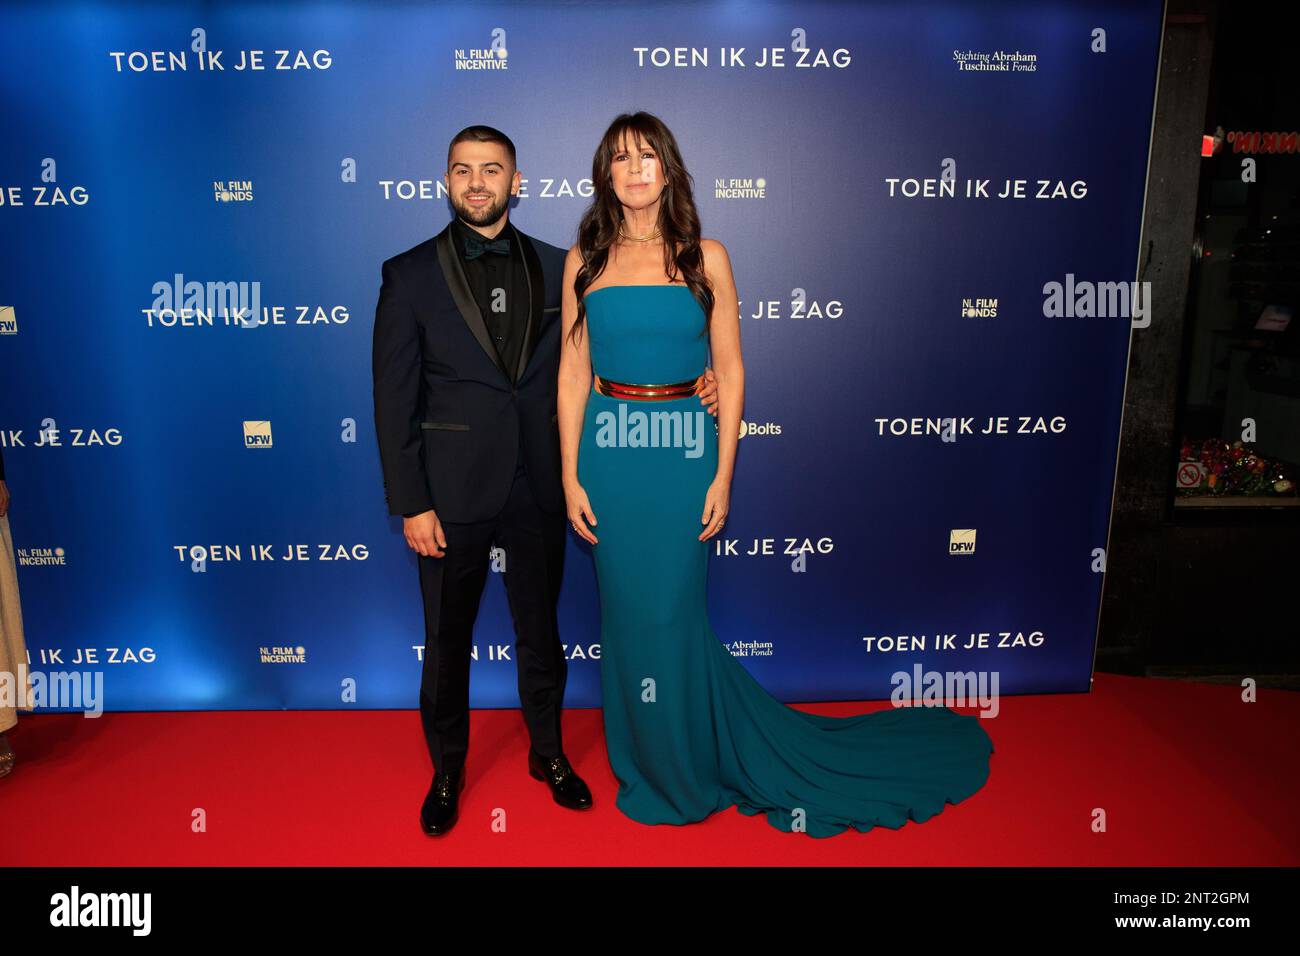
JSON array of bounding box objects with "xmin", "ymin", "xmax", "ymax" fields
[{"xmin": 596, "ymin": 375, "xmax": 700, "ymax": 401}]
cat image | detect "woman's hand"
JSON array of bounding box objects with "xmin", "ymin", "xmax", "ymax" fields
[
  {"xmin": 0, "ymin": 480, "xmax": 9, "ymax": 518},
  {"xmin": 565, "ymin": 479, "xmax": 599, "ymax": 545},
  {"xmin": 699, "ymin": 476, "xmax": 729, "ymax": 541}
]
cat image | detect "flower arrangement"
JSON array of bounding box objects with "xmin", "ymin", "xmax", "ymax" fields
[{"xmin": 1176, "ymin": 438, "xmax": 1296, "ymax": 496}]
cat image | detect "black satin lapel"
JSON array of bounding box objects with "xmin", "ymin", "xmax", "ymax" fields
[
  {"xmin": 435, "ymin": 224, "xmax": 510, "ymax": 382},
  {"xmin": 513, "ymin": 221, "xmax": 543, "ymax": 383}
]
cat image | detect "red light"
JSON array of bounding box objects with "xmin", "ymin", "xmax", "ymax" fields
[{"xmin": 1201, "ymin": 135, "xmax": 1215, "ymax": 157}]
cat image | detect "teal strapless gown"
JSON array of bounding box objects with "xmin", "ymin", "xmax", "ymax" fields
[{"xmin": 577, "ymin": 284, "xmax": 994, "ymax": 837}]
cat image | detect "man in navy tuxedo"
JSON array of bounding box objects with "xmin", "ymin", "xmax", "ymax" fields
[{"xmin": 373, "ymin": 125, "xmax": 718, "ymax": 835}]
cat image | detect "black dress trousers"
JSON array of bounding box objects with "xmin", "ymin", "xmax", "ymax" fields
[{"xmin": 416, "ymin": 463, "xmax": 568, "ymax": 773}]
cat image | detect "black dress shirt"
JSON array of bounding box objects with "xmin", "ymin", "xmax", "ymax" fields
[{"xmin": 450, "ymin": 216, "xmax": 528, "ymax": 384}]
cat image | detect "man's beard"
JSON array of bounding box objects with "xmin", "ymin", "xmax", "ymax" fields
[{"xmin": 453, "ymin": 190, "xmax": 511, "ymax": 227}]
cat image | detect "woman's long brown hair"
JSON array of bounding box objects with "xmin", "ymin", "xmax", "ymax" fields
[{"xmin": 568, "ymin": 111, "xmax": 713, "ymax": 346}]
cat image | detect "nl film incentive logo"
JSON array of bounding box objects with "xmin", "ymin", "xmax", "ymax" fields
[
  {"xmin": 715, "ymin": 176, "xmax": 766, "ymax": 199},
  {"xmin": 454, "ymin": 27, "xmax": 508, "ymax": 69},
  {"xmin": 17, "ymin": 546, "xmax": 68, "ymax": 567}
]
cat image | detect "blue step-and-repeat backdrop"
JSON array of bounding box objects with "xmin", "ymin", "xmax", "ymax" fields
[{"xmin": 0, "ymin": 1, "xmax": 1164, "ymax": 711}]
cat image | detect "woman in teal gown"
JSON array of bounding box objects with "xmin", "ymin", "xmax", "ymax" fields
[{"xmin": 557, "ymin": 113, "xmax": 993, "ymax": 838}]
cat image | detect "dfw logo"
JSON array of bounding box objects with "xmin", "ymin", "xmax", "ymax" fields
[
  {"xmin": 950, "ymin": 529, "xmax": 977, "ymax": 555},
  {"xmin": 243, "ymin": 421, "xmax": 272, "ymax": 448}
]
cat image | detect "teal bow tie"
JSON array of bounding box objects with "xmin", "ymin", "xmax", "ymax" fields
[{"xmin": 464, "ymin": 234, "xmax": 510, "ymax": 260}]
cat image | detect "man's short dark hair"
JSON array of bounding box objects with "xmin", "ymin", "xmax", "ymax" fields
[{"xmin": 447, "ymin": 125, "xmax": 517, "ymax": 170}]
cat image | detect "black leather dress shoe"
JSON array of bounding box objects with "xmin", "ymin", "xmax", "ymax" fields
[
  {"xmin": 528, "ymin": 750, "xmax": 593, "ymax": 810},
  {"xmin": 420, "ymin": 768, "xmax": 465, "ymax": 835}
]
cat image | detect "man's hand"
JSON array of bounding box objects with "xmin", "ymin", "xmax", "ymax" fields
[
  {"xmin": 404, "ymin": 509, "xmax": 446, "ymax": 558},
  {"xmin": 696, "ymin": 367, "xmax": 720, "ymax": 417}
]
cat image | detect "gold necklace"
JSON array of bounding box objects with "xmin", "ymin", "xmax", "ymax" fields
[{"xmin": 619, "ymin": 226, "xmax": 662, "ymax": 243}]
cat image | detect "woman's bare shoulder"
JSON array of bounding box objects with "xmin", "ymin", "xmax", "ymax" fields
[{"xmin": 699, "ymin": 237, "xmax": 733, "ymax": 279}]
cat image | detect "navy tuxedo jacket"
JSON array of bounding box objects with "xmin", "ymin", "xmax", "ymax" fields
[{"xmin": 372, "ymin": 219, "xmax": 567, "ymax": 523}]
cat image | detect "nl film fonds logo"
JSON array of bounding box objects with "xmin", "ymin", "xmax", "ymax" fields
[
  {"xmin": 243, "ymin": 421, "xmax": 272, "ymax": 448},
  {"xmin": 213, "ymin": 179, "xmax": 253, "ymax": 202}
]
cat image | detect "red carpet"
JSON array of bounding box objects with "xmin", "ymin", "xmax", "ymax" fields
[{"xmin": 0, "ymin": 673, "xmax": 1295, "ymax": 866}]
